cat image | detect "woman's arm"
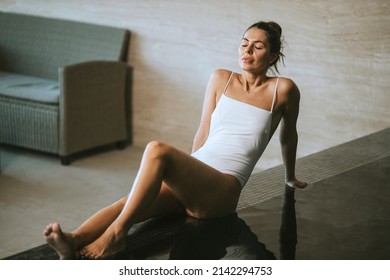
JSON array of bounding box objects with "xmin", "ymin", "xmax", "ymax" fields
[
  {"xmin": 279, "ymin": 79, "xmax": 307, "ymax": 188},
  {"xmin": 192, "ymin": 70, "xmax": 229, "ymax": 153}
]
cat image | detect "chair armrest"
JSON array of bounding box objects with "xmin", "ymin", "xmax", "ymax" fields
[{"xmin": 58, "ymin": 61, "xmax": 128, "ymax": 156}]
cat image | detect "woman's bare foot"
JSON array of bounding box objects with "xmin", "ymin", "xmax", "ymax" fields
[
  {"xmin": 80, "ymin": 226, "xmax": 126, "ymax": 259},
  {"xmin": 43, "ymin": 223, "xmax": 77, "ymax": 259}
]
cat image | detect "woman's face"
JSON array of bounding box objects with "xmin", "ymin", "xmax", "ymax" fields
[{"xmin": 239, "ymin": 28, "xmax": 275, "ymax": 73}]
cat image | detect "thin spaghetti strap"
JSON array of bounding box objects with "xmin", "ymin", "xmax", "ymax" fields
[
  {"xmin": 222, "ymin": 72, "xmax": 234, "ymax": 94},
  {"xmin": 270, "ymin": 77, "xmax": 279, "ymax": 113}
]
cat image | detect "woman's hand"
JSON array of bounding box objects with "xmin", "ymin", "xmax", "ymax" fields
[{"xmin": 286, "ymin": 178, "xmax": 308, "ymax": 189}]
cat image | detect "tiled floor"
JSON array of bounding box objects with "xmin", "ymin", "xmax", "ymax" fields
[{"xmin": 5, "ymin": 128, "xmax": 390, "ymax": 260}]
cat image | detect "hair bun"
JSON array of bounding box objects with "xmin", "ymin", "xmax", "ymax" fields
[{"xmin": 267, "ymin": 21, "xmax": 282, "ymax": 38}]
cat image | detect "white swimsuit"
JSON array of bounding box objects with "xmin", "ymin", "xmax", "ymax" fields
[{"xmin": 191, "ymin": 73, "xmax": 279, "ymax": 187}]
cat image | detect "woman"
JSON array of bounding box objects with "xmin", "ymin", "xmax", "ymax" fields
[{"xmin": 44, "ymin": 21, "xmax": 307, "ymax": 259}]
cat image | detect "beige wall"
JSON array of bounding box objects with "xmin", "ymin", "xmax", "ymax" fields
[{"xmin": 1, "ymin": 0, "xmax": 389, "ymax": 169}]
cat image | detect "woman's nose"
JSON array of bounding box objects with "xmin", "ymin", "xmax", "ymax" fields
[{"xmin": 245, "ymin": 46, "xmax": 253, "ymax": 54}]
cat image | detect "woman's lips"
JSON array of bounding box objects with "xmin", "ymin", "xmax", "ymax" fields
[{"xmin": 241, "ymin": 56, "xmax": 254, "ymax": 63}]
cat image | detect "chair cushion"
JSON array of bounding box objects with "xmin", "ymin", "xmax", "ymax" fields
[{"xmin": 0, "ymin": 71, "xmax": 59, "ymax": 104}]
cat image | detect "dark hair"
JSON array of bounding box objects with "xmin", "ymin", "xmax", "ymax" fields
[{"xmin": 245, "ymin": 21, "xmax": 285, "ymax": 73}]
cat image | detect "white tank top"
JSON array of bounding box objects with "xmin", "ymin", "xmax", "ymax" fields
[{"xmin": 192, "ymin": 73, "xmax": 279, "ymax": 187}]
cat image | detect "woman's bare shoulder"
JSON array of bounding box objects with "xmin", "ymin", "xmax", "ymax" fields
[
  {"xmin": 277, "ymin": 77, "xmax": 300, "ymax": 99},
  {"xmin": 208, "ymin": 69, "xmax": 235, "ymax": 93},
  {"xmin": 277, "ymin": 77, "xmax": 297, "ymax": 89},
  {"xmin": 211, "ymin": 69, "xmax": 234, "ymax": 81}
]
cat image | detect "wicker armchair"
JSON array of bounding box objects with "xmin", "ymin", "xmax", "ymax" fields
[{"xmin": 0, "ymin": 12, "xmax": 132, "ymax": 164}]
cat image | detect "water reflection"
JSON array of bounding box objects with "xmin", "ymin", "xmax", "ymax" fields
[
  {"xmin": 279, "ymin": 185, "xmax": 297, "ymax": 260},
  {"xmin": 169, "ymin": 213, "xmax": 275, "ymax": 260},
  {"xmin": 123, "ymin": 184, "xmax": 296, "ymax": 260}
]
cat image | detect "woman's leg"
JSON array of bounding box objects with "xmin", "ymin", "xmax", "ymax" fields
[
  {"xmin": 73, "ymin": 184, "xmax": 184, "ymax": 247},
  {"xmin": 44, "ymin": 183, "xmax": 185, "ymax": 259},
  {"xmin": 80, "ymin": 141, "xmax": 241, "ymax": 259},
  {"xmin": 43, "ymin": 196, "xmax": 126, "ymax": 259}
]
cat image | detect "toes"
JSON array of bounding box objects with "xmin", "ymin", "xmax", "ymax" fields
[
  {"xmin": 43, "ymin": 224, "xmax": 53, "ymax": 236},
  {"xmin": 80, "ymin": 246, "xmax": 102, "ymax": 260},
  {"xmin": 52, "ymin": 223, "xmax": 61, "ymax": 232},
  {"xmin": 80, "ymin": 248, "xmax": 91, "ymax": 259},
  {"xmin": 80, "ymin": 247, "xmax": 87, "ymax": 255},
  {"xmin": 81, "ymin": 251, "xmax": 96, "ymax": 260}
]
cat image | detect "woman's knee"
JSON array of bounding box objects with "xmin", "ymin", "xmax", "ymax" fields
[{"xmin": 145, "ymin": 141, "xmax": 172, "ymax": 162}]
